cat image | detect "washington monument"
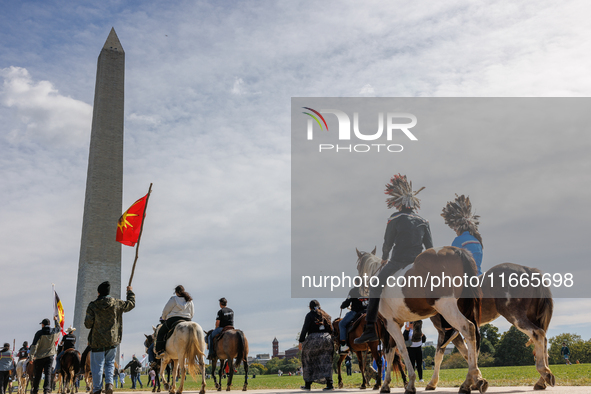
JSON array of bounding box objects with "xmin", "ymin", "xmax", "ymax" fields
[{"xmin": 73, "ymin": 28, "xmax": 125, "ymax": 347}]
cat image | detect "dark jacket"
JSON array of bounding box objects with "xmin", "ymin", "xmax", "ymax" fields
[
  {"xmin": 298, "ymin": 310, "xmax": 332, "ymax": 343},
  {"xmin": 30, "ymin": 321, "xmax": 60, "ymax": 359},
  {"xmin": 61, "ymin": 333, "xmax": 76, "ymax": 351},
  {"xmin": 84, "ymin": 290, "xmax": 135, "ymax": 350},
  {"xmin": 124, "ymin": 359, "xmax": 142, "ymax": 375},
  {"xmin": 340, "ymin": 287, "xmax": 368, "ymax": 313},
  {"xmin": 382, "ymin": 211, "xmax": 433, "ymax": 263}
]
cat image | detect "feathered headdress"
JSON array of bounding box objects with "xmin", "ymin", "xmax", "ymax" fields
[
  {"xmin": 384, "ymin": 174, "xmax": 425, "ymax": 210},
  {"xmin": 441, "ymin": 194, "xmax": 480, "ymax": 234}
]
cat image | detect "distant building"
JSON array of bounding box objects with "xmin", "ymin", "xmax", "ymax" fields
[
  {"xmin": 273, "ymin": 338, "xmax": 279, "ymax": 358},
  {"xmin": 285, "ymin": 347, "xmax": 299, "ymax": 359}
]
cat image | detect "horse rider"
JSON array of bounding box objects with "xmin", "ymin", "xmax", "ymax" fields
[
  {"xmin": 154, "ymin": 285, "xmax": 194, "ymax": 358},
  {"xmin": 17, "ymin": 342, "xmax": 29, "ymax": 361},
  {"xmin": 338, "ymin": 286, "xmax": 368, "ymax": 353},
  {"xmin": 440, "ymin": 194, "xmax": 484, "ymax": 344},
  {"xmin": 30, "ymin": 317, "xmax": 60, "ymax": 394},
  {"xmin": 208, "ymin": 298, "xmax": 234, "ymax": 360},
  {"xmin": 356, "ymin": 174, "xmax": 433, "ymax": 344},
  {"xmin": 54, "ymin": 326, "xmax": 76, "ymax": 374}
]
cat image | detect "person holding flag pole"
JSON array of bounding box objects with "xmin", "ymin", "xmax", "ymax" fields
[{"xmin": 82, "ymin": 184, "xmax": 151, "ymax": 394}]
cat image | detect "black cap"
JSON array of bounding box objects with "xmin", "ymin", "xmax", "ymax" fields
[
  {"xmin": 98, "ymin": 281, "xmax": 111, "ymax": 296},
  {"xmin": 40, "ymin": 318, "xmax": 50, "ymax": 325}
]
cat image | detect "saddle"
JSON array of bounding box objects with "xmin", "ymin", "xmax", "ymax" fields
[
  {"xmin": 346, "ymin": 313, "xmax": 365, "ymax": 336},
  {"xmin": 163, "ymin": 320, "xmax": 186, "ymax": 342},
  {"xmin": 214, "ymin": 326, "xmax": 235, "ymax": 343}
]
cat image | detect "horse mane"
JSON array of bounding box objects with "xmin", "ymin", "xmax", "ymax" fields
[{"xmin": 356, "ymin": 251, "xmax": 383, "ymax": 296}]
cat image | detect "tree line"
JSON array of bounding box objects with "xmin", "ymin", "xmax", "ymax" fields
[{"xmin": 423, "ymin": 324, "xmax": 591, "ymax": 369}]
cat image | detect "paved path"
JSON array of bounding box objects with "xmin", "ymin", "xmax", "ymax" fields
[{"xmin": 112, "ymin": 388, "xmax": 590, "ymax": 394}]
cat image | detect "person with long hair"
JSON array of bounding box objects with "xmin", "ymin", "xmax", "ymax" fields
[
  {"xmin": 299, "ymin": 300, "xmax": 334, "ymax": 391},
  {"xmin": 155, "ymin": 285, "xmax": 194, "ymax": 357}
]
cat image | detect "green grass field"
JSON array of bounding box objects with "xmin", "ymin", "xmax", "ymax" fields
[{"xmin": 117, "ymin": 364, "xmax": 591, "ymax": 391}]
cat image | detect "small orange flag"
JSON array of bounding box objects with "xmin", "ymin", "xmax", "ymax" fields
[{"xmin": 116, "ymin": 194, "xmax": 148, "ymax": 247}]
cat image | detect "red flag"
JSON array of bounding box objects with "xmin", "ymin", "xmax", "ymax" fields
[{"xmin": 116, "ymin": 194, "xmax": 148, "ymax": 246}]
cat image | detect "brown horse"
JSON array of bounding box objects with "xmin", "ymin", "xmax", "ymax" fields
[
  {"xmin": 206, "ymin": 328, "xmax": 249, "ymax": 391},
  {"xmin": 333, "ymin": 315, "xmax": 405, "ymax": 390},
  {"xmin": 357, "ymin": 247, "xmax": 485, "ymax": 394},
  {"xmin": 78, "ymin": 346, "xmax": 92, "ymax": 393},
  {"xmin": 427, "ymin": 262, "xmax": 555, "ymax": 391},
  {"xmin": 56, "ymin": 349, "xmax": 81, "ymax": 394}
]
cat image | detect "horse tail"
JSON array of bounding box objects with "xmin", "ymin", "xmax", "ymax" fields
[
  {"xmin": 532, "ymin": 269, "xmax": 554, "ymax": 332},
  {"xmin": 236, "ymin": 330, "xmax": 247, "ymax": 366},
  {"xmin": 456, "ymin": 247, "xmax": 482, "ymax": 352},
  {"xmin": 185, "ymin": 323, "xmax": 206, "ymax": 379}
]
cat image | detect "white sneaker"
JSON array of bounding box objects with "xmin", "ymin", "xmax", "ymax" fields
[
  {"xmin": 419, "ymin": 379, "xmax": 424, "ymax": 382},
  {"xmin": 340, "ymin": 345, "xmax": 349, "ymax": 354}
]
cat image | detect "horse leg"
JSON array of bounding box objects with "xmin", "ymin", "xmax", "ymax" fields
[
  {"xmin": 435, "ymin": 298, "xmax": 486, "ymax": 394},
  {"xmin": 218, "ymin": 360, "xmax": 223, "ymax": 392},
  {"xmin": 211, "ymin": 359, "xmax": 219, "ymax": 390},
  {"xmin": 226, "ymin": 359, "xmax": 234, "ymax": 391},
  {"xmin": 177, "ymin": 357, "xmax": 186, "ymax": 394},
  {"xmin": 336, "ymin": 354, "xmax": 345, "ymax": 389},
  {"xmin": 369, "ymin": 342, "xmax": 382, "ymax": 390},
  {"xmin": 358, "ymin": 351, "xmax": 367, "ymax": 389},
  {"xmin": 198, "ymin": 354, "xmax": 206, "ymax": 394},
  {"xmin": 384, "ymin": 320, "xmax": 416, "ymax": 394},
  {"xmin": 242, "ymin": 358, "xmax": 248, "ymax": 391},
  {"xmin": 170, "ymin": 360, "xmax": 178, "ymax": 394},
  {"xmin": 511, "ymin": 318, "xmax": 555, "ymax": 389},
  {"xmin": 379, "ymin": 346, "xmax": 393, "ymax": 394}
]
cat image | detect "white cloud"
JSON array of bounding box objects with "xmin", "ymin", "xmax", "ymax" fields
[{"xmin": 0, "ymin": 66, "xmax": 92, "ymax": 146}]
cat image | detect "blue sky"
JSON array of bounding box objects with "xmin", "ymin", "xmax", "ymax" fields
[{"xmin": 1, "ymin": 0, "xmax": 590, "ymax": 363}]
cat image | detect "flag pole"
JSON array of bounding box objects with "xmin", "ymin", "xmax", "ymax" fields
[{"xmin": 128, "ymin": 183, "xmax": 153, "ymax": 286}]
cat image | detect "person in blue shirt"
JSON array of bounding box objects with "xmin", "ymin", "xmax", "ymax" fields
[
  {"xmin": 441, "ymin": 194, "xmax": 483, "ymax": 274},
  {"xmin": 440, "ymin": 194, "xmax": 483, "ymax": 343}
]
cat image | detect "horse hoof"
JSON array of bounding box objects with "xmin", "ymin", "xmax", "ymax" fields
[
  {"xmin": 404, "ymin": 387, "xmax": 416, "ymax": 394},
  {"xmin": 226, "ymin": 387, "xmax": 231, "ymax": 392},
  {"xmin": 360, "ymin": 385, "xmax": 367, "ymax": 390},
  {"xmin": 533, "ymin": 382, "xmax": 546, "ymax": 391},
  {"xmin": 425, "ymin": 384, "xmax": 436, "ymax": 391},
  {"xmin": 338, "ymin": 383, "xmax": 343, "ymax": 389},
  {"xmin": 474, "ymin": 379, "xmax": 488, "ymax": 393},
  {"xmin": 546, "ymin": 374, "xmax": 555, "ymax": 387},
  {"xmin": 458, "ymin": 384, "xmax": 471, "ymax": 394},
  {"xmin": 379, "ymin": 387, "xmax": 390, "ymax": 393},
  {"xmin": 242, "ymin": 386, "xmax": 247, "ymax": 391}
]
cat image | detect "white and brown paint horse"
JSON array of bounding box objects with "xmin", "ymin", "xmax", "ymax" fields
[
  {"xmin": 152, "ymin": 321, "xmax": 207, "ymax": 394},
  {"xmin": 357, "ymin": 247, "xmax": 486, "ymax": 394},
  {"xmin": 427, "ymin": 262, "xmax": 555, "ymax": 391}
]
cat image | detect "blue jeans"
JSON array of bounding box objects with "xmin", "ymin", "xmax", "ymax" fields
[
  {"xmin": 90, "ymin": 348, "xmax": 116, "ymax": 393},
  {"xmin": 114, "ymin": 374, "xmax": 119, "ymax": 388},
  {"xmin": 54, "ymin": 351, "xmax": 65, "ymax": 373},
  {"xmin": 208, "ymin": 327, "xmax": 223, "ymax": 351},
  {"xmin": 131, "ymin": 374, "xmax": 143, "ymax": 388},
  {"xmin": 339, "ymin": 311, "xmax": 357, "ymax": 341}
]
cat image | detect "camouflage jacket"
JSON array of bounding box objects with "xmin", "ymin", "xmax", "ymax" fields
[{"xmin": 84, "ymin": 290, "xmax": 135, "ymax": 350}]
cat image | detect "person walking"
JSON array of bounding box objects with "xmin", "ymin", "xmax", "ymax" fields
[
  {"xmin": 0, "ymin": 343, "xmax": 14, "ymax": 394},
  {"xmin": 119, "ymin": 370, "xmax": 126, "ymax": 388},
  {"xmin": 124, "ymin": 356, "xmax": 142, "ymax": 389},
  {"xmin": 356, "ymin": 174, "xmax": 433, "ymax": 344},
  {"xmin": 344, "ymin": 354, "xmax": 352, "ymax": 376},
  {"xmin": 299, "ymin": 300, "xmax": 334, "ymax": 391},
  {"xmin": 30, "ymin": 317, "xmax": 60, "ymax": 394},
  {"xmin": 85, "ymin": 281, "xmax": 135, "ymax": 394},
  {"xmin": 403, "ymin": 321, "xmax": 426, "ymax": 382},
  {"xmin": 561, "ymin": 342, "xmax": 572, "ymax": 365}
]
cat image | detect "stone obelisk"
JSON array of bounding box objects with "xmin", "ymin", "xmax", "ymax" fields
[{"xmin": 73, "ymin": 28, "xmax": 124, "ymax": 348}]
